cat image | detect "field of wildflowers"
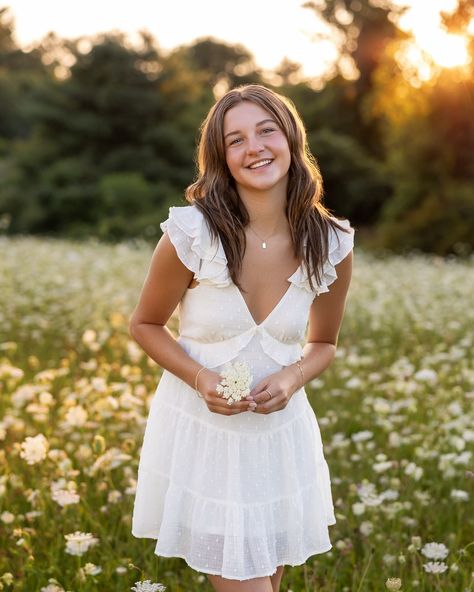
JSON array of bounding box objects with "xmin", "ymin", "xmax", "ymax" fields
[{"xmin": 0, "ymin": 236, "xmax": 473, "ymax": 591}]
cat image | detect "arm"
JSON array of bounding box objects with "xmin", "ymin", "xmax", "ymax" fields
[
  {"xmin": 298, "ymin": 248, "xmax": 354, "ymax": 384},
  {"xmin": 250, "ymin": 249, "xmax": 354, "ymax": 413},
  {"xmin": 129, "ymin": 232, "xmax": 201, "ymax": 390},
  {"xmin": 129, "ymin": 233, "xmax": 254, "ymax": 415}
]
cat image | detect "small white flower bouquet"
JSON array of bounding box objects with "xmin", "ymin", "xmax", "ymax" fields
[{"xmin": 216, "ymin": 361, "xmax": 253, "ymax": 406}]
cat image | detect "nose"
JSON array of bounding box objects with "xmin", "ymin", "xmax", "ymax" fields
[{"xmin": 246, "ymin": 134, "xmax": 264, "ymax": 154}]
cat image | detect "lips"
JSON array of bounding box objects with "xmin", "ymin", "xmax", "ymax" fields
[{"xmin": 247, "ymin": 158, "xmax": 273, "ymax": 170}]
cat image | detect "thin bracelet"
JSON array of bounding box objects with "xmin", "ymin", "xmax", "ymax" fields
[
  {"xmin": 195, "ymin": 366, "xmax": 207, "ymax": 398},
  {"xmin": 291, "ymin": 359, "xmax": 304, "ymax": 388},
  {"xmin": 295, "ymin": 360, "xmax": 304, "ymax": 387}
]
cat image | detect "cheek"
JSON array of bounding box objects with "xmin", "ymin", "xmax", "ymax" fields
[{"xmin": 225, "ymin": 152, "xmax": 241, "ymax": 174}]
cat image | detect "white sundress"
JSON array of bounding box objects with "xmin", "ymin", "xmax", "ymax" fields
[{"xmin": 132, "ymin": 204, "xmax": 355, "ymax": 581}]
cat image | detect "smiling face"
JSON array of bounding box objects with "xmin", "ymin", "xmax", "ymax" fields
[{"xmin": 223, "ymin": 101, "xmax": 291, "ymax": 195}]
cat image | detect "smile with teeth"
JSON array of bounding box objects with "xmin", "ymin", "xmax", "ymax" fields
[{"xmin": 247, "ymin": 159, "xmax": 273, "ymax": 169}]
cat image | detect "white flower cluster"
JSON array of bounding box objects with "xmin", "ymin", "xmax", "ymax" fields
[
  {"xmin": 20, "ymin": 433, "xmax": 49, "ymax": 465},
  {"xmin": 421, "ymin": 541, "xmax": 449, "ymax": 574},
  {"xmin": 216, "ymin": 361, "xmax": 253, "ymax": 406},
  {"xmin": 421, "ymin": 541, "xmax": 449, "ymax": 560},
  {"xmin": 131, "ymin": 581, "xmax": 166, "ymax": 592},
  {"xmin": 64, "ymin": 531, "xmax": 99, "ymax": 556}
]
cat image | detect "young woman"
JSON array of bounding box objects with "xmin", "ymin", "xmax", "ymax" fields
[{"xmin": 130, "ymin": 84, "xmax": 355, "ymax": 592}]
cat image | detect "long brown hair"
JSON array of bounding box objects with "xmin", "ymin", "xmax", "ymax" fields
[{"xmin": 185, "ymin": 84, "xmax": 351, "ymax": 293}]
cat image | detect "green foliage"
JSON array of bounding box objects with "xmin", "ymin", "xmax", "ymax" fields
[
  {"xmin": 308, "ymin": 127, "xmax": 390, "ymax": 223},
  {"xmin": 0, "ymin": 4, "xmax": 472, "ymax": 253},
  {"xmin": 366, "ymin": 36, "xmax": 474, "ymax": 255}
]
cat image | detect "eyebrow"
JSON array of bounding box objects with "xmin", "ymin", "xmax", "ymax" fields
[{"xmin": 224, "ymin": 118, "xmax": 277, "ymax": 140}]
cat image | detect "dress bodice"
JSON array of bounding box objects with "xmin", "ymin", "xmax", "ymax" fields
[{"xmin": 160, "ymin": 205, "xmax": 355, "ymax": 370}]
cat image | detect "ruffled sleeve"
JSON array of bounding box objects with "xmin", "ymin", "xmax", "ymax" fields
[
  {"xmin": 160, "ymin": 205, "xmax": 231, "ymax": 288},
  {"xmin": 288, "ymin": 217, "xmax": 355, "ymax": 295}
]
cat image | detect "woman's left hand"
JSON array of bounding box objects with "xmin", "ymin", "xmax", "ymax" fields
[{"xmin": 245, "ymin": 366, "xmax": 301, "ymax": 414}]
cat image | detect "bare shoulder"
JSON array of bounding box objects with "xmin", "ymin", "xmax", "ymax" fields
[
  {"xmin": 307, "ymin": 249, "xmax": 354, "ymax": 345},
  {"xmin": 129, "ymin": 233, "xmax": 195, "ymax": 328}
]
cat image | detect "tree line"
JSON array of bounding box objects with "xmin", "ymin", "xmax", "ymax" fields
[{"xmin": 0, "ymin": 1, "xmax": 472, "ymax": 254}]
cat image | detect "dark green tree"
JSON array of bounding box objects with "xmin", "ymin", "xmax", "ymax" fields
[{"xmin": 0, "ymin": 31, "xmax": 210, "ymax": 239}]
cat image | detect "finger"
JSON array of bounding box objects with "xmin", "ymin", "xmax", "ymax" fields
[
  {"xmin": 214, "ymin": 396, "xmax": 254, "ymax": 413},
  {"xmin": 253, "ymin": 390, "xmax": 276, "ymax": 405},
  {"xmin": 249, "ymin": 383, "xmax": 268, "ymax": 398},
  {"xmin": 254, "ymin": 396, "xmax": 285, "ymax": 414}
]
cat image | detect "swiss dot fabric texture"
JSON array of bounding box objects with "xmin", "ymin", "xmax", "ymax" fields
[{"xmin": 132, "ymin": 205, "xmax": 355, "ymax": 580}]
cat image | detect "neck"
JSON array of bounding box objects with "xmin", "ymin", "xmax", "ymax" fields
[{"xmin": 236, "ymin": 185, "xmax": 288, "ymax": 235}]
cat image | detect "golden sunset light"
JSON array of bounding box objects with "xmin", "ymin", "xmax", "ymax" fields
[{"xmin": 4, "ymin": 0, "xmax": 473, "ymax": 84}]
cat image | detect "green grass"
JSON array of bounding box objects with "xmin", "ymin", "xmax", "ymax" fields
[{"xmin": 0, "ymin": 236, "xmax": 473, "ymax": 591}]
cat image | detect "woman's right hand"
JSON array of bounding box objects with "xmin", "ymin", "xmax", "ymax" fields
[{"xmin": 196, "ymin": 369, "xmax": 257, "ymax": 415}]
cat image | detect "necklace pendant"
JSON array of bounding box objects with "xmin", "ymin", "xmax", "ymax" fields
[{"xmin": 262, "ymin": 241, "xmax": 267, "ymax": 249}]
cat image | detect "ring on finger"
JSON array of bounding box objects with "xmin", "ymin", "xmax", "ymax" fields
[{"xmin": 263, "ymin": 389, "xmax": 273, "ymax": 401}]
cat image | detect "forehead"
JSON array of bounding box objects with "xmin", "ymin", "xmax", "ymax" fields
[{"xmin": 223, "ymin": 101, "xmax": 274, "ymax": 133}]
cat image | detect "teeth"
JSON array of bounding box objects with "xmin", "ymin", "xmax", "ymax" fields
[{"xmin": 249, "ymin": 159, "xmax": 272, "ymax": 169}]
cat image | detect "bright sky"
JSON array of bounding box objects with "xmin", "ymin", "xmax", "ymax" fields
[{"xmin": 5, "ymin": 0, "xmax": 472, "ymax": 81}]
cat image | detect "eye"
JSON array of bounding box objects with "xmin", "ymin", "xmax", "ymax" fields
[
  {"xmin": 261, "ymin": 127, "xmax": 275, "ymax": 134},
  {"xmin": 228, "ymin": 137, "xmax": 242, "ymax": 146}
]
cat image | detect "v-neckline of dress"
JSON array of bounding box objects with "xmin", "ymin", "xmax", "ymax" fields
[
  {"xmin": 212, "ymin": 224, "xmax": 304, "ymax": 328},
  {"xmin": 233, "ymin": 281, "xmax": 297, "ymax": 328}
]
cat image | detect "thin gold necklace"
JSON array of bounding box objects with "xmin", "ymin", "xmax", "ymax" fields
[{"xmin": 247, "ymin": 225, "xmax": 278, "ymax": 249}]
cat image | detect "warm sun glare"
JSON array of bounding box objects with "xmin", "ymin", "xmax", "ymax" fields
[
  {"xmin": 5, "ymin": 0, "xmax": 474, "ymax": 85},
  {"xmin": 416, "ymin": 30, "xmax": 470, "ymax": 68},
  {"xmin": 394, "ymin": 1, "xmax": 472, "ymax": 82}
]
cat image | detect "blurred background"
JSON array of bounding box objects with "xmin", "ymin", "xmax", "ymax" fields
[{"xmin": 0, "ymin": 0, "xmax": 473, "ymax": 254}]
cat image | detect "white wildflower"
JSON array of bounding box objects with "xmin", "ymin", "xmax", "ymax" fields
[
  {"xmin": 82, "ymin": 562, "xmax": 102, "ymax": 576},
  {"xmin": 373, "ymin": 398, "xmax": 391, "ymax": 414},
  {"xmin": 404, "ymin": 461, "xmax": 423, "ymax": 480},
  {"xmin": 20, "ymin": 433, "xmax": 49, "ymax": 465},
  {"xmin": 1, "ymin": 573, "xmax": 14, "ymax": 586},
  {"xmin": 131, "ymin": 580, "xmax": 166, "ymax": 592},
  {"xmin": 64, "ymin": 405, "xmax": 88, "ymax": 427},
  {"xmin": 449, "ymin": 562, "xmax": 459, "ymax": 572},
  {"xmin": 82, "ymin": 329, "xmax": 97, "ymax": 345},
  {"xmin": 89, "ymin": 447, "xmax": 132, "ymax": 475},
  {"xmin": 52, "ymin": 489, "xmax": 80, "ymax": 507},
  {"xmin": 64, "ymin": 531, "xmax": 99, "ymax": 556},
  {"xmin": 91, "ymin": 376, "xmax": 107, "ymax": 392},
  {"xmin": 411, "ymin": 536, "xmax": 422, "ymax": 549},
  {"xmin": 414, "ymin": 368, "xmax": 437, "ymax": 383},
  {"xmin": 423, "ymin": 561, "xmax": 448, "ymax": 573},
  {"xmin": 388, "ymin": 432, "xmax": 401, "ymax": 447},
  {"xmin": 359, "ymin": 520, "xmax": 373, "ymax": 536},
  {"xmin": 421, "ymin": 542, "xmax": 449, "ymax": 560},
  {"xmin": 357, "ymin": 482, "xmax": 382, "ymax": 506},
  {"xmin": 215, "ymin": 361, "xmax": 252, "ymax": 406},
  {"xmin": 385, "ymin": 578, "xmax": 402, "ymax": 591},
  {"xmin": 380, "ymin": 489, "xmax": 399, "ymax": 501},
  {"xmin": 352, "ymin": 502, "xmax": 365, "ymax": 516},
  {"xmin": 351, "ymin": 430, "xmax": 373, "ymax": 442},
  {"xmin": 373, "ymin": 460, "xmax": 393, "ymax": 473},
  {"xmin": 40, "ymin": 582, "xmax": 65, "ymax": 592},
  {"xmin": 39, "ymin": 391, "xmax": 54, "ymax": 405},
  {"xmin": 462, "ymin": 429, "xmax": 474, "ymax": 442},
  {"xmin": 450, "ymin": 488, "xmax": 469, "ymax": 501},
  {"xmin": 108, "ymin": 490, "xmax": 123, "ymax": 504},
  {"xmin": 1, "ymin": 511, "xmax": 15, "ymax": 524}
]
